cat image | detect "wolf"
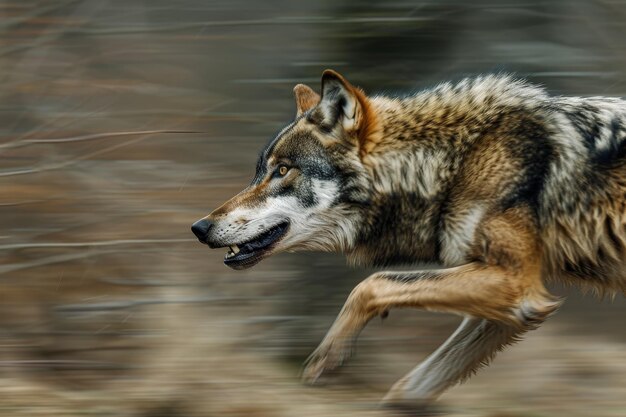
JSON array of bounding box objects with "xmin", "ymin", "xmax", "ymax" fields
[{"xmin": 191, "ymin": 70, "xmax": 626, "ymax": 406}]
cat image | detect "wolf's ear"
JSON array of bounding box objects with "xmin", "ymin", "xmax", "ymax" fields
[
  {"xmin": 293, "ymin": 84, "xmax": 320, "ymax": 117},
  {"xmin": 316, "ymin": 69, "xmax": 371, "ymax": 135}
]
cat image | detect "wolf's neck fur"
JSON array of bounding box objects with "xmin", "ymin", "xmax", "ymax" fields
[{"xmin": 349, "ymin": 86, "xmax": 497, "ymax": 266}]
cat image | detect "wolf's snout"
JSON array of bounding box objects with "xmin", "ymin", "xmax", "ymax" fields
[{"xmin": 191, "ymin": 218, "xmax": 213, "ymax": 244}]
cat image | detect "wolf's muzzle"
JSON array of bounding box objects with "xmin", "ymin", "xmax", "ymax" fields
[{"xmin": 191, "ymin": 218, "xmax": 213, "ymax": 244}]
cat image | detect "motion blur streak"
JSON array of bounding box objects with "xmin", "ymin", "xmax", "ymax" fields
[{"xmin": 0, "ymin": 1, "xmax": 625, "ymax": 416}]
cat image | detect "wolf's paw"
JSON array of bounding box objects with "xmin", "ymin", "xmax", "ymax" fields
[{"xmin": 301, "ymin": 337, "xmax": 354, "ymax": 385}]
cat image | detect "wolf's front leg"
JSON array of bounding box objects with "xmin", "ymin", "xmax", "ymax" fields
[
  {"xmin": 304, "ymin": 266, "xmax": 511, "ymax": 384},
  {"xmin": 382, "ymin": 317, "xmax": 525, "ymax": 406},
  {"xmin": 302, "ymin": 208, "xmax": 561, "ymax": 396},
  {"xmin": 302, "ymin": 265, "xmax": 559, "ymax": 388},
  {"xmin": 302, "ymin": 280, "xmax": 377, "ymax": 384}
]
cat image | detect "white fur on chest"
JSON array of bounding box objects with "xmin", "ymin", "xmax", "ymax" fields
[{"xmin": 440, "ymin": 205, "xmax": 485, "ymax": 266}]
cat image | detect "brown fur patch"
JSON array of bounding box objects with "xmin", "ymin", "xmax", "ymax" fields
[
  {"xmin": 293, "ymin": 84, "xmax": 320, "ymax": 116},
  {"xmin": 352, "ymin": 86, "xmax": 383, "ymax": 159}
]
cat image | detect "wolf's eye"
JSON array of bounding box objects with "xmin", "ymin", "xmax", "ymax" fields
[{"xmin": 277, "ymin": 165, "xmax": 289, "ymax": 177}]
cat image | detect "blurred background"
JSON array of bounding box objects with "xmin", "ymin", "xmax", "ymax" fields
[{"xmin": 1, "ymin": 1, "xmax": 626, "ymax": 416}]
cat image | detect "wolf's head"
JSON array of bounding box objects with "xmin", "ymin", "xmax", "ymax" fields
[{"xmin": 192, "ymin": 70, "xmax": 381, "ymax": 269}]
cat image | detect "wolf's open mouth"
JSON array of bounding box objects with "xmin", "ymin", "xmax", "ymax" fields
[{"xmin": 223, "ymin": 221, "xmax": 289, "ymax": 270}]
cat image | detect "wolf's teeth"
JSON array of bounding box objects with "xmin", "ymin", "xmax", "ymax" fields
[{"xmin": 230, "ymin": 245, "xmax": 240, "ymax": 254}]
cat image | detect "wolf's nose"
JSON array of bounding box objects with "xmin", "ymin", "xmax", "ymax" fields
[{"xmin": 191, "ymin": 218, "xmax": 212, "ymax": 244}]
